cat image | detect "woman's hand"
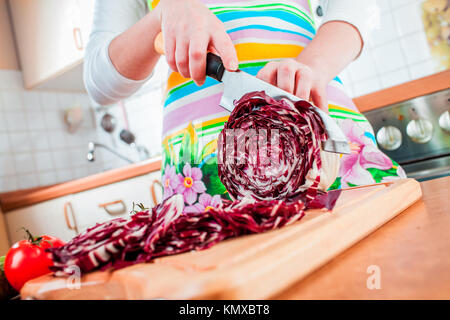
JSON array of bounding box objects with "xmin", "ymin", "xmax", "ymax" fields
[
  {"xmin": 256, "ymin": 59, "xmax": 328, "ymax": 111},
  {"xmin": 155, "ymin": 0, "xmax": 238, "ymax": 85}
]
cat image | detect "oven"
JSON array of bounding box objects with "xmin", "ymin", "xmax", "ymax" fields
[{"xmin": 364, "ymin": 89, "xmax": 450, "ymax": 182}]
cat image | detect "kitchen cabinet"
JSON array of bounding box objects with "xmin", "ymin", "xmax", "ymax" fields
[
  {"xmin": 8, "ymin": 0, "xmax": 95, "ymax": 90},
  {"xmin": 0, "ymin": 208, "xmax": 10, "ymax": 255},
  {"xmin": 4, "ymin": 194, "xmax": 76, "ymax": 244},
  {"xmin": 3, "ymin": 171, "xmax": 162, "ymax": 243},
  {"xmin": 70, "ymin": 171, "xmax": 162, "ymax": 233}
]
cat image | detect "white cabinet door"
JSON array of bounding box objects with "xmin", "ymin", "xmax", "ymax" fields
[
  {"xmin": 8, "ymin": 0, "xmax": 95, "ymax": 89},
  {"xmin": 4, "ymin": 195, "xmax": 77, "ymax": 244},
  {"xmin": 70, "ymin": 173, "xmax": 160, "ymax": 233}
]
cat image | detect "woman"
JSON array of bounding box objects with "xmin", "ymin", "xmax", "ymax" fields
[{"xmin": 84, "ymin": 0, "xmax": 406, "ymax": 211}]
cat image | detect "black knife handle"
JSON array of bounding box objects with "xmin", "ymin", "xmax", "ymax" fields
[{"xmin": 206, "ymin": 53, "xmax": 225, "ymax": 82}]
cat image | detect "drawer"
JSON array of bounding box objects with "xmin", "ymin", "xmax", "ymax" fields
[
  {"xmin": 4, "ymin": 195, "xmax": 77, "ymax": 244},
  {"xmin": 69, "ymin": 172, "xmax": 161, "ymax": 233}
]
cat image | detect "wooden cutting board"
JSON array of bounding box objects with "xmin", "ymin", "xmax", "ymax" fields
[{"xmin": 21, "ymin": 178, "xmax": 422, "ymax": 300}]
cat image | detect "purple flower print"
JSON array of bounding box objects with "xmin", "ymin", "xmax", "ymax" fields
[
  {"xmin": 176, "ymin": 163, "xmax": 206, "ymax": 205},
  {"xmin": 161, "ymin": 164, "xmax": 180, "ymax": 199},
  {"xmin": 339, "ymin": 119, "xmax": 393, "ymax": 188},
  {"xmin": 185, "ymin": 193, "xmax": 223, "ymax": 213}
]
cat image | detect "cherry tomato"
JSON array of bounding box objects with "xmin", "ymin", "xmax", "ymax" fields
[{"xmin": 4, "ymin": 229, "xmax": 65, "ymax": 291}]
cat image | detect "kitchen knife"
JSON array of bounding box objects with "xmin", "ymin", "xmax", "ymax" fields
[{"xmin": 154, "ymin": 33, "xmax": 350, "ymax": 155}]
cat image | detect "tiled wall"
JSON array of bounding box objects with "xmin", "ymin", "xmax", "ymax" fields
[
  {"xmin": 339, "ymin": 0, "xmax": 443, "ymax": 98},
  {"xmin": 0, "ymin": 69, "xmax": 164, "ymax": 193}
]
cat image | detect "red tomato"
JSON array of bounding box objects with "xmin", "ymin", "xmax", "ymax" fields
[{"xmin": 4, "ymin": 230, "xmax": 65, "ymax": 292}]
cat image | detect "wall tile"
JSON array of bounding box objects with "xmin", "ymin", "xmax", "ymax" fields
[
  {"xmin": 51, "ymin": 150, "xmax": 73, "ymax": 170},
  {"xmin": 393, "ymin": 2, "xmax": 423, "ymax": 36},
  {"xmin": 8, "ymin": 132, "xmax": 32, "ymax": 153},
  {"xmin": 409, "ymin": 59, "xmax": 436, "ymax": 79},
  {"xmin": 0, "ymin": 91, "xmax": 23, "ymax": 112},
  {"xmin": 380, "ymin": 68, "xmax": 411, "ymax": 88},
  {"xmin": 400, "ymin": 31, "xmax": 432, "ymax": 65},
  {"xmin": 43, "ymin": 109, "xmax": 65, "ymax": 130},
  {"xmin": 0, "ymin": 133, "xmax": 10, "ymax": 153},
  {"xmin": 38, "ymin": 171, "xmax": 57, "ymax": 186},
  {"xmin": 0, "ymin": 175, "xmax": 18, "ymax": 192},
  {"xmin": 376, "ymin": 0, "xmax": 392, "ymax": 13},
  {"xmin": 369, "ymin": 12, "xmax": 398, "ymax": 46},
  {"xmin": 33, "ymin": 151, "xmax": 54, "ymax": 172},
  {"xmin": 22, "ymin": 91, "xmax": 42, "ymax": 111},
  {"xmin": 17, "ymin": 173, "xmax": 38, "ymax": 189},
  {"xmin": 55, "ymin": 169, "xmax": 73, "ymax": 183},
  {"xmin": 4, "ymin": 112, "xmax": 28, "ymax": 132},
  {"xmin": 26, "ymin": 110, "xmax": 47, "ymax": 131},
  {"xmin": 348, "ymin": 49, "xmax": 378, "ymax": 81},
  {"xmin": 352, "ymin": 77, "xmax": 382, "ymax": 96},
  {"xmin": 14, "ymin": 153, "xmax": 36, "ymax": 174},
  {"xmin": 0, "ymin": 155, "xmax": 16, "ymax": 176},
  {"xmin": 47, "ymin": 130, "xmax": 67, "ymax": 149},
  {"xmin": 30, "ymin": 131, "xmax": 51, "ymax": 151},
  {"xmin": 40, "ymin": 92, "xmax": 61, "ymax": 110},
  {"xmin": 372, "ymin": 41, "xmax": 407, "ymax": 74}
]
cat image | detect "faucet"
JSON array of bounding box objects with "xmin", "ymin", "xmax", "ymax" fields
[{"xmin": 87, "ymin": 142, "xmax": 135, "ymax": 164}]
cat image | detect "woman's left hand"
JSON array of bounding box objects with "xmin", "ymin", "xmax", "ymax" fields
[{"xmin": 256, "ymin": 58, "xmax": 328, "ymax": 111}]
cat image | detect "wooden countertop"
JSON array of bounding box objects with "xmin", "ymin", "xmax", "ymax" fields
[
  {"xmin": 0, "ymin": 158, "xmax": 162, "ymax": 213},
  {"xmin": 275, "ymin": 175, "xmax": 450, "ymax": 299}
]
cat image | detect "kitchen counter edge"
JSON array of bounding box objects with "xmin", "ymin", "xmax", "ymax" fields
[
  {"xmin": 354, "ymin": 69, "xmax": 450, "ymax": 112},
  {"xmin": 0, "ymin": 158, "xmax": 162, "ymax": 213}
]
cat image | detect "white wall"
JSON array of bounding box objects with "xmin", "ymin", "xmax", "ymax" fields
[
  {"xmin": 339, "ymin": 0, "xmax": 444, "ymax": 97},
  {"xmin": 0, "ymin": 69, "xmax": 164, "ymax": 193}
]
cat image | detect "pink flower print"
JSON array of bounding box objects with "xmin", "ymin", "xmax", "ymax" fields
[
  {"xmin": 339, "ymin": 119, "xmax": 393, "ymax": 188},
  {"xmin": 176, "ymin": 163, "xmax": 206, "ymax": 205},
  {"xmin": 185, "ymin": 193, "xmax": 223, "ymax": 213},
  {"xmin": 161, "ymin": 164, "xmax": 180, "ymax": 199}
]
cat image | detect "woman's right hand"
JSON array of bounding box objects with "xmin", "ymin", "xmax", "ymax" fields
[{"xmin": 154, "ymin": 0, "xmax": 238, "ymax": 85}]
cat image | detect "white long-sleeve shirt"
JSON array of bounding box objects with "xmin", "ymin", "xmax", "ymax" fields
[{"xmin": 84, "ymin": 0, "xmax": 379, "ymax": 106}]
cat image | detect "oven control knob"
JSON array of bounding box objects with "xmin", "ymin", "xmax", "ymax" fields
[
  {"xmin": 376, "ymin": 126, "xmax": 402, "ymax": 151},
  {"xmin": 439, "ymin": 111, "xmax": 450, "ymax": 132},
  {"xmin": 406, "ymin": 119, "xmax": 434, "ymax": 143}
]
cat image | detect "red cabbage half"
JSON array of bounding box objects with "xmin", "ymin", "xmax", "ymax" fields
[{"xmin": 218, "ymin": 91, "xmax": 339, "ymax": 202}]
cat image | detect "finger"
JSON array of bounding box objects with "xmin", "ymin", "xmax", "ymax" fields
[
  {"xmin": 163, "ymin": 29, "xmax": 178, "ymax": 73},
  {"xmin": 175, "ymin": 37, "xmax": 190, "ymax": 78},
  {"xmin": 256, "ymin": 62, "xmax": 278, "ymax": 85},
  {"xmin": 189, "ymin": 35, "xmax": 209, "ymax": 86},
  {"xmin": 276, "ymin": 62, "xmax": 296, "ymax": 94},
  {"xmin": 294, "ymin": 70, "xmax": 312, "ymax": 100},
  {"xmin": 211, "ymin": 29, "xmax": 238, "ymax": 71},
  {"xmin": 311, "ymin": 87, "xmax": 328, "ymax": 111}
]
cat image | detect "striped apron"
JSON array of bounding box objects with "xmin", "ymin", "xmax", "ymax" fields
[{"xmin": 148, "ymin": 0, "xmax": 406, "ymax": 211}]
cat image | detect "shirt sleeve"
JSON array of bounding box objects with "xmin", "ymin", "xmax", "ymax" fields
[
  {"xmin": 319, "ymin": 0, "xmax": 380, "ymax": 56},
  {"xmin": 83, "ymin": 0, "xmax": 151, "ymax": 106}
]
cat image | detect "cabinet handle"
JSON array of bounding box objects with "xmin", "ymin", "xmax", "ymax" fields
[
  {"xmin": 63, "ymin": 202, "xmax": 79, "ymax": 234},
  {"xmin": 98, "ymin": 200, "xmax": 126, "ymax": 215},
  {"xmin": 150, "ymin": 179, "xmax": 163, "ymax": 206},
  {"xmin": 73, "ymin": 27, "xmax": 83, "ymax": 51}
]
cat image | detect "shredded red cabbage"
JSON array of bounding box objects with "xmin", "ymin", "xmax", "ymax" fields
[{"xmin": 49, "ymin": 194, "xmax": 311, "ymax": 275}]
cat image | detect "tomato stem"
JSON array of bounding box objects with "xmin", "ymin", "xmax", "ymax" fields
[{"xmin": 20, "ymin": 227, "xmax": 47, "ymax": 246}]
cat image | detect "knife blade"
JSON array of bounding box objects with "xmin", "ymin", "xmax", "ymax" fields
[{"xmin": 205, "ymin": 53, "xmax": 351, "ymax": 155}]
